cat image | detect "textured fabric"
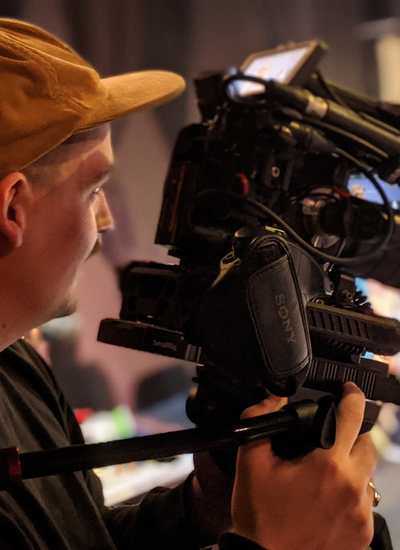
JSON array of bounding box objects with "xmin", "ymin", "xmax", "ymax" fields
[
  {"xmin": 371, "ymin": 513, "xmax": 393, "ymax": 550},
  {"xmin": 0, "ymin": 339, "xmax": 205, "ymax": 550}
]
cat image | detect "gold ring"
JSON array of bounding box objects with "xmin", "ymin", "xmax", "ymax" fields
[{"xmin": 368, "ymin": 480, "xmax": 381, "ymax": 507}]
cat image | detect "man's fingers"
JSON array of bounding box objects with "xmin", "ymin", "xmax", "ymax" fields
[
  {"xmin": 241, "ymin": 395, "xmax": 288, "ymax": 419},
  {"xmin": 238, "ymin": 396, "xmax": 287, "ymax": 469},
  {"xmin": 350, "ymin": 433, "xmax": 378, "ymax": 477},
  {"xmin": 334, "ymin": 382, "xmax": 366, "ymax": 454}
]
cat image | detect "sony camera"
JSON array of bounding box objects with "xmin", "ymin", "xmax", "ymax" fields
[{"xmin": 99, "ymin": 39, "xmax": 400, "ymax": 430}]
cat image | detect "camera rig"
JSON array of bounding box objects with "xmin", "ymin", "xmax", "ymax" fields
[
  {"xmin": 3, "ymin": 41, "xmax": 400, "ymax": 492},
  {"xmin": 98, "ymin": 42, "xmax": 400, "ymax": 438}
]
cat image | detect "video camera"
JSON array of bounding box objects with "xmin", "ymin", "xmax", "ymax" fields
[
  {"xmin": 4, "ymin": 41, "xmax": 400, "ymax": 513},
  {"xmin": 99, "ymin": 39, "xmax": 400, "ymax": 436}
]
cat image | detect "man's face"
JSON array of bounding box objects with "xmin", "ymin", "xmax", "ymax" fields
[{"xmin": 21, "ymin": 128, "xmax": 114, "ymax": 324}]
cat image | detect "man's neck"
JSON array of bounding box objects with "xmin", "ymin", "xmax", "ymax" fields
[
  {"xmin": 0, "ymin": 316, "xmax": 28, "ymax": 352},
  {"xmin": 0, "ymin": 288, "xmax": 41, "ymax": 353}
]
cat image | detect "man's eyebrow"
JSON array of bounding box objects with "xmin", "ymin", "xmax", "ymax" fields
[{"xmin": 92, "ymin": 162, "xmax": 115, "ymax": 185}]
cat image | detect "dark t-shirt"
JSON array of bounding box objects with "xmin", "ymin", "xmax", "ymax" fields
[
  {"xmin": 0, "ymin": 340, "xmax": 212, "ymax": 550},
  {"xmin": 0, "ymin": 340, "xmax": 388, "ymax": 550}
]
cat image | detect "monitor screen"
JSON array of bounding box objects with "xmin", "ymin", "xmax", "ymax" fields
[
  {"xmin": 237, "ymin": 46, "xmax": 310, "ymax": 97},
  {"xmin": 348, "ymin": 174, "xmax": 400, "ymax": 209}
]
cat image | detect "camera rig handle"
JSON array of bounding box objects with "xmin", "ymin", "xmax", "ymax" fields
[{"xmin": 0, "ymin": 397, "xmax": 335, "ymax": 490}]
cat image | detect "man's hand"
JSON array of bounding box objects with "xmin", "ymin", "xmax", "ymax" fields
[
  {"xmin": 231, "ymin": 382, "xmax": 378, "ymax": 550},
  {"xmin": 188, "ymin": 396, "xmax": 287, "ymax": 539}
]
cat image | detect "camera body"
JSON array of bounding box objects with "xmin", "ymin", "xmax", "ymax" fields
[{"xmin": 99, "ymin": 41, "xmax": 400, "ymax": 427}]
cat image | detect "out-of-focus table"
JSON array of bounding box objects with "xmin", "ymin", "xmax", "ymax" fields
[{"xmin": 96, "ymin": 454, "xmax": 194, "ymax": 506}]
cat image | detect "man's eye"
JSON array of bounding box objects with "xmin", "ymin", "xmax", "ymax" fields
[{"xmin": 92, "ymin": 187, "xmax": 101, "ymax": 196}]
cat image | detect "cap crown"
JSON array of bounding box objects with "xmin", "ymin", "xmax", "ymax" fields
[{"xmin": 0, "ymin": 19, "xmax": 185, "ymax": 176}]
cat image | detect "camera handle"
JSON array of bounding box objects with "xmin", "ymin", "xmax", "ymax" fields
[{"xmin": 0, "ymin": 397, "xmax": 335, "ymax": 491}]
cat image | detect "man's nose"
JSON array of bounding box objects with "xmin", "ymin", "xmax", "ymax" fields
[{"xmin": 96, "ymin": 190, "xmax": 115, "ymax": 232}]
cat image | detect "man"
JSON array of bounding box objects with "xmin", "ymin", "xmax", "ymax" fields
[{"xmin": 0, "ymin": 18, "xmax": 380, "ymax": 550}]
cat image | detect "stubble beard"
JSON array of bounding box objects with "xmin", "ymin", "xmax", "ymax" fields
[
  {"xmin": 46, "ymin": 240, "xmax": 100, "ymax": 323},
  {"xmin": 47, "ymin": 275, "xmax": 80, "ymax": 322},
  {"xmin": 53, "ymin": 295, "xmax": 79, "ymax": 320}
]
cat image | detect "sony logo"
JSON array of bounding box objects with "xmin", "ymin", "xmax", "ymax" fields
[{"xmin": 275, "ymin": 293, "xmax": 296, "ymax": 344}]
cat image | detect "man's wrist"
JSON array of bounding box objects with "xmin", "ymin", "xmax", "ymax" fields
[{"xmin": 184, "ymin": 470, "xmax": 232, "ymax": 540}]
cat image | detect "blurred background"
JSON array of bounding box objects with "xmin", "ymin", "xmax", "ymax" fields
[{"xmin": 6, "ymin": 0, "xmax": 400, "ymax": 544}]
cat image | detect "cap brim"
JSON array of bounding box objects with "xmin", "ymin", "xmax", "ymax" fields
[{"xmin": 80, "ymin": 70, "xmax": 186, "ymax": 131}]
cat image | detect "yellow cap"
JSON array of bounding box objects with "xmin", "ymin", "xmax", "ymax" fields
[{"xmin": 0, "ymin": 19, "xmax": 186, "ymax": 175}]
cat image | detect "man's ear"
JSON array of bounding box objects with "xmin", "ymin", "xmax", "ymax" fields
[{"xmin": 0, "ymin": 172, "xmax": 32, "ymax": 249}]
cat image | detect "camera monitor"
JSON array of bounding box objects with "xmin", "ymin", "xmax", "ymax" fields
[
  {"xmin": 348, "ymin": 174, "xmax": 400, "ymax": 210},
  {"xmin": 234, "ymin": 39, "xmax": 327, "ymax": 97}
]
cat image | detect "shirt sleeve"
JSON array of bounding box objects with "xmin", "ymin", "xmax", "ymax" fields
[
  {"xmin": 20, "ymin": 340, "xmax": 212, "ymax": 550},
  {"xmin": 219, "ymin": 533, "xmax": 267, "ymax": 550},
  {"xmin": 54, "ymin": 363, "xmax": 212, "ymax": 550},
  {"xmin": 100, "ymin": 472, "xmax": 217, "ymax": 550},
  {"xmin": 63, "ymin": 400, "xmax": 212, "ymax": 549}
]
